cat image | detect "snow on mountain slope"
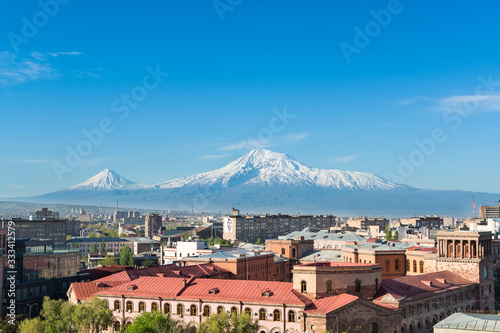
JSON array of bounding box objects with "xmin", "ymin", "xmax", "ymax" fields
[
  {"xmin": 66, "ymin": 169, "xmax": 136, "ymax": 191},
  {"xmin": 157, "ymin": 149, "xmax": 397, "ymax": 191}
]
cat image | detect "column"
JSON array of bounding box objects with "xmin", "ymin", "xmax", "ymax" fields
[
  {"xmin": 460, "ymin": 240, "xmax": 464, "ymax": 258},
  {"xmin": 452, "ymin": 239, "xmax": 456, "ymax": 258},
  {"xmin": 476, "ymin": 241, "xmax": 480, "ymax": 258}
]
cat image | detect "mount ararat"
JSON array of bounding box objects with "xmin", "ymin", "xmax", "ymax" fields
[{"xmin": 13, "ymin": 149, "xmax": 498, "ymax": 217}]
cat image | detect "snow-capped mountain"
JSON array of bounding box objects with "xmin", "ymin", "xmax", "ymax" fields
[
  {"xmin": 157, "ymin": 149, "xmax": 398, "ymax": 191},
  {"xmin": 17, "ymin": 149, "xmax": 500, "ymax": 217},
  {"xmin": 65, "ymin": 169, "xmax": 136, "ymax": 191}
]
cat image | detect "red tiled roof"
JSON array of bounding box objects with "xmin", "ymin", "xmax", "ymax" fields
[
  {"xmin": 81, "ymin": 265, "xmax": 133, "ymax": 280},
  {"xmin": 95, "ymin": 264, "xmax": 226, "ymax": 283},
  {"xmin": 70, "ymin": 281, "xmax": 125, "ymax": 301},
  {"xmin": 374, "ymin": 271, "xmax": 475, "ymax": 302},
  {"xmin": 96, "ymin": 277, "xmax": 310, "ymax": 306},
  {"xmin": 306, "ymin": 294, "xmax": 359, "ymax": 314}
]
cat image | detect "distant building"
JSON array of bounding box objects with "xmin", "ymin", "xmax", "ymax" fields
[
  {"xmin": 400, "ymin": 216, "xmax": 443, "ymax": 229},
  {"xmin": 222, "ymin": 209, "xmax": 336, "ymax": 243},
  {"xmin": 145, "ymin": 214, "xmax": 162, "ymax": 238},
  {"xmin": 161, "ymin": 239, "xmax": 213, "ymax": 263},
  {"xmin": 66, "ymin": 237, "xmax": 160, "ymax": 256},
  {"xmin": 480, "ymin": 201, "xmax": 500, "ymax": 219},
  {"xmin": 279, "ymin": 228, "xmax": 366, "ymax": 250},
  {"xmin": 34, "ymin": 207, "xmax": 59, "ymax": 220},
  {"xmin": 3, "ymin": 218, "xmax": 67, "ymax": 249},
  {"xmin": 346, "ymin": 217, "xmax": 389, "ymax": 230}
]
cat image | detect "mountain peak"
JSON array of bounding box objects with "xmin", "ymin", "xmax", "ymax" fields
[{"xmin": 67, "ymin": 169, "xmax": 135, "ymax": 191}]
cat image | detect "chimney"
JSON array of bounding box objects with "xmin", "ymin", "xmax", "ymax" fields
[{"xmin": 183, "ymin": 279, "xmax": 187, "ymax": 286}]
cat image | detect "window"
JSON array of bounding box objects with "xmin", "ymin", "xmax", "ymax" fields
[
  {"xmin": 338, "ymin": 324, "xmax": 347, "ymax": 333},
  {"xmin": 177, "ymin": 304, "xmax": 184, "ymax": 315},
  {"xmin": 355, "ymin": 279, "xmax": 361, "ymax": 293},
  {"xmin": 292, "ymin": 248, "xmax": 296, "ymax": 258},
  {"xmin": 114, "ymin": 300, "xmax": 120, "ymax": 311},
  {"xmin": 413, "ymin": 260, "xmax": 417, "ymax": 273},
  {"xmin": 301, "ymin": 280, "xmax": 307, "ymax": 293},
  {"xmin": 126, "ymin": 301, "xmax": 133, "ymax": 312},
  {"xmin": 406, "ymin": 259, "xmax": 410, "ymax": 272},
  {"xmin": 385, "ymin": 260, "xmax": 390, "ymax": 272},
  {"xmin": 354, "ymin": 324, "xmax": 362, "ymax": 333},
  {"xmin": 259, "ymin": 308, "xmax": 266, "ymax": 320},
  {"xmin": 273, "ymin": 309, "xmax": 281, "ymax": 321},
  {"xmin": 281, "ymin": 248, "xmax": 286, "ymax": 255},
  {"xmin": 164, "ymin": 303, "xmax": 171, "ymax": 314},
  {"xmin": 151, "ymin": 302, "xmax": 158, "ymax": 312},
  {"xmin": 370, "ymin": 323, "xmax": 378, "ymax": 333},
  {"xmin": 395, "ymin": 259, "xmax": 400, "ymax": 271},
  {"xmin": 326, "ymin": 280, "xmax": 332, "ymax": 293},
  {"xmin": 288, "ymin": 310, "xmax": 295, "ymax": 322},
  {"xmin": 217, "ymin": 306, "xmax": 224, "ymax": 314},
  {"xmin": 231, "ymin": 307, "xmax": 237, "ymax": 316},
  {"xmin": 244, "ymin": 308, "xmax": 252, "ymax": 316},
  {"xmin": 190, "ymin": 304, "xmax": 197, "ymax": 316},
  {"xmin": 419, "ymin": 261, "xmax": 424, "ymax": 273},
  {"xmin": 114, "ymin": 321, "xmax": 121, "ymax": 331},
  {"xmin": 375, "ymin": 278, "xmax": 379, "ymax": 291},
  {"xmin": 139, "ymin": 302, "xmax": 145, "ymax": 312},
  {"xmin": 203, "ymin": 305, "xmax": 210, "ymax": 316}
]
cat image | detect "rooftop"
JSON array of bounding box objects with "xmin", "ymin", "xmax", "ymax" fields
[{"xmin": 434, "ymin": 312, "xmax": 500, "ymax": 331}]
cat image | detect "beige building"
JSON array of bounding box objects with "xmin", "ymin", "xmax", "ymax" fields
[{"xmin": 480, "ymin": 201, "xmax": 500, "ymax": 218}]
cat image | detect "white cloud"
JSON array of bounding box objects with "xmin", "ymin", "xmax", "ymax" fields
[
  {"xmin": 330, "ymin": 154, "xmax": 359, "ymax": 163},
  {"xmin": 198, "ymin": 154, "xmax": 229, "ymax": 161},
  {"xmin": 0, "ymin": 51, "xmax": 83, "ymax": 86},
  {"xmin": 437, "ymin": 94, "xmax": 500, "ymax": 113}
]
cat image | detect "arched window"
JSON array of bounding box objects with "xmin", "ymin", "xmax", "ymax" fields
[
  {"xmin": 288, "ymin": 310, "xmax": 295, "ymax": 322},
  {"xmin": 338, "ymin": 324, "xmax": 347, "ymax": 333},
  {"xmin": 370, "ymin": 322, "xmax": 378, "ymax": 333},
  {"xmin": 273, "ymin": 309, "xmax": 281, "ymax": 321},
  {"xmin": 301, "ymin": 280, "xmax": 307, "ymax": 293},
  {"xmin": 164, "ymin": 303, "xmax": 171, "ymax": 314},
  {"xmin": 203, "ymin": 305, "xmax": 211, "ymax": 317},
  {"xmin": 244, "ymin": 307, "xmax": 252, "ymax": 316},
  {"xmin": 326, "ymin": 280, "xmax": 332, "ymax": 293},
  {"xmin": 126, "ymin": 301, "xmax": 133, "ymax": 312},
  {"xmin": 151, "ymin": 302, "xmax": 158, "ymax": 312},
  {"xmin": 190, "ymin": 304, "xmax": 197, "ymax": 316},
  {"xmin": 217, "ymin": 306, "xmax": 224, "ymax": 314},
  {"xmin": 114, "ymin": 321, "xmax": 121, "ymax": 331},
  {"xmin": 406, "ymin": 259, "xmax": 410, "ymax": 272},
  {"xmin": 139, "ymin": 302, "xmax": 145, "ymax": 312},
  {"xmin": 281, "ymin": 248, "xmax": 286, "ymax": 255},
  {"xmin": 355, "ymin": 279, "xmax": 361, "ymax": 293},
  {"xmin": 231, "ymin": 307, "xmax": 237, "ymax": 316},
  {"xmin": 385, "ymin": 260, "xmax": 390, "ymax": 272},
  {"xmin": 177, "ymin": 304, "xmax": 184, "ymax": 315},
  {"xmin": 419, "ymin": 261, "xmax": 424, "ymax": 273},
  {"xmin": 395, "ymin": 259, "xmax": 400, "ymax": 271},
  {"xmin": 354, "ymin": 324, "xmax": 362, "ymax": 333},
  {"xmin": 114, "ymin": 300, "xmax": 120, "ymax": 311},
  {"xmin": 413, "ymin": 260, "xmax": 417, "ymax": 272},
  {"xmin": 292, "ymin": 248, "xmax": 296, "ymax": 258},
  {"xmin": 259, "ymin": 308, "xmax": 266, "ymax": 320}
]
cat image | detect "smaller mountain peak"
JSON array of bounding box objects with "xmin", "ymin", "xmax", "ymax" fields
[{"xmin": 67, "ymin": 169, "xmax": 135, "ymax": 191}]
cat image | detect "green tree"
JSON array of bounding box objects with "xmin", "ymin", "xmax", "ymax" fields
[
  {"xmin": 0, "ymin": 314, "xmax": 22, "ymax": 333},
  {"xmin": 88, "ymin": 232, "xmax": 95, "ymax": 238},
  {"xmin": 182, "ymin": 232, "xmax": 189, "ymax": 241},
  {"xmin": 119, "ymin": 245, "xmax": 135, "ymax": 266},
  {"xmin": 394, "ymin": 230, "xmax": 399, "ymax": 240},
  {"xmin": 73, "ymin": 241, "xmax": 79, "ymax": 249},
  {"xmin": 198, "ymin": 313, "xmax": 259, "ymax": 333},
  {"xmin": 384, "ymin": 225, "xmax": 392, "ymax": 241},
  {"xmin": 17, "ymin": 317, "xmax": 45, "ymax": 333},
  {"xmin": 126, "ymin": 312, "xmax": 190, "ymax": 333},
  {"xmin": 255, "ymin": 238, "xmax": 263, "ymax": 245},
  {"xmin": 143, "ymin": 259, "xmax": 157, "ymax": 267},
  {"xmin": 100, "ymin": 254, "xmax": 117, "ymax": 266},
  {"xmin": 40, "ymin": 296, "xmax": 76, "ymax": 333},
  {"xmin": 71, "ymin": 296, "xmax": 113, "ymax": 333},
  {"xmin": 100, "ymin": 239, "xmax": 106, "ymax": 253}
]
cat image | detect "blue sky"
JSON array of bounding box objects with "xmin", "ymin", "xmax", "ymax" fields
[{"xmin": 1, "ymin": 1, "xmax": 500, "ymax": 199}]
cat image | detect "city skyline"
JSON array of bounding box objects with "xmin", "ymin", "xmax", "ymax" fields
[{"xmin": 2, "ymin": 1, "xmax": 500, "ymax": 198}]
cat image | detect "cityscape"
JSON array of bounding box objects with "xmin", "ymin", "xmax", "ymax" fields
[{"xmin": 2, "ymin": 1, "xmax": 500, "ymax": 333}]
